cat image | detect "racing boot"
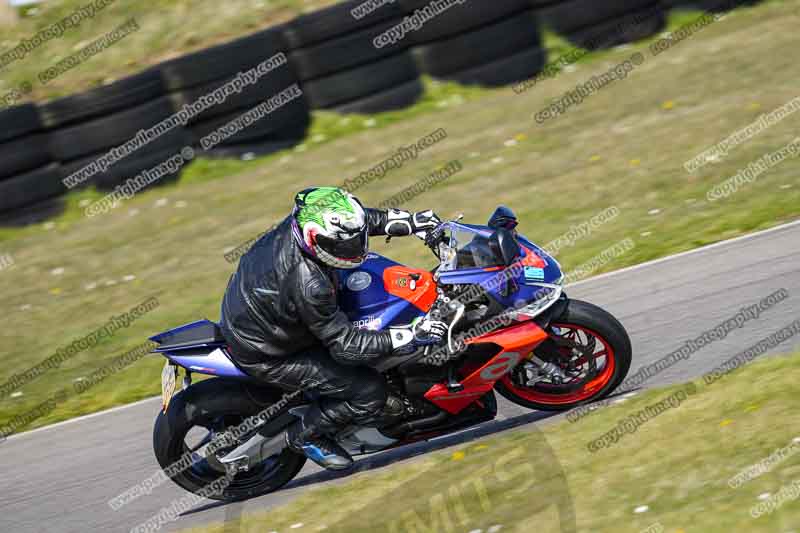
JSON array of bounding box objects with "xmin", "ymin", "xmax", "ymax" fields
[{"xmin": 285, "ymin": 405, "xmax": 353, "ymax": 471}]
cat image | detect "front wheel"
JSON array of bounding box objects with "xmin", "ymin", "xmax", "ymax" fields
[
  {"xmin": 495, "ymin": 299, "xmax": 632, "ymax": 411},
  {"xmin": 153, "ymin": 378, "xmax": 306, "ymax": 501}
]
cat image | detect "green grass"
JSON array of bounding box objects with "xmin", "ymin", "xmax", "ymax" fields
[
  {"xmin": 0, "ymin": 0, "xmax": 798, "ymax": 433},
  {"xmin": 177, "ymin": 351, "xmax": 800, "ymax": 533}
]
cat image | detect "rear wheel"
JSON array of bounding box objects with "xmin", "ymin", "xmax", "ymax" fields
[
  {"xmin": 153, "ymin": 379, "xmax": 306, "ymax": 501},
  {"xmin": 495, "ymin": 299, "xmax": 631, "ymax": 411}
]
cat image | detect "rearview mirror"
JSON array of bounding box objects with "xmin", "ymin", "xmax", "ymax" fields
[{"xmin": 489, "ymin": 227, "xmax": 520, "ymax": 267}]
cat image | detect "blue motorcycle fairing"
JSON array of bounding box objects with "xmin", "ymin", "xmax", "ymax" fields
[{"xmin": 336, "ymin": 253, "xmax": 427, "ymax": 330}]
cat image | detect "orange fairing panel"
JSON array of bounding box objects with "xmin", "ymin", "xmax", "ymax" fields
[
  {"xmin": 520, "ymin": 246, "xmax": 546, "ymax": 268},
  {"xmin": 464, "ymin": 321, "xmax": 548, "ymax": 353},
  {"xmin": 383, "ymin": 266, "xmax": 437, "ymax": 312}
]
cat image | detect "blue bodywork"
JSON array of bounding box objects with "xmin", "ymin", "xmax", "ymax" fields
[
  {"xmin": 336, "ymin": 254, "xmax": 426, "ymax": 330},
  {"xmin": 151, "ymin": 217, "xmax": 563, "ymax": 379}
]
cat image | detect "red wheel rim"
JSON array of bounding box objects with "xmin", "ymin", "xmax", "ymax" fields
[{"xmin": 500, "ymin": 323, "xmax": 616, "ymax": 405}]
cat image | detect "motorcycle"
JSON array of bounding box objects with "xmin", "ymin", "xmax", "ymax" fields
[{"xmin": 151, "ymin": 206, "xmax": 631, "ymax": 500}]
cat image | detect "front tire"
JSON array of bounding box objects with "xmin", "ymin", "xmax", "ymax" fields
[
  {"xmin": 153, "ymin": 378, "xmax": 306, "ymax": 501},
  {"xmin": 495, "ymin": 299, "xmax": 632, "ymax": 411}
]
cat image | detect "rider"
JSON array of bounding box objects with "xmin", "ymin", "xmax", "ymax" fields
[{"xmin": 220, "ymin": 187, "xmax": 447, "ymax": 470}]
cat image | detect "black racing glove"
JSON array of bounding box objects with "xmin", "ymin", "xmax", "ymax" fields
[{"xmin": 384, "ymin": 209, "xmax": 442, "ymax": 239}]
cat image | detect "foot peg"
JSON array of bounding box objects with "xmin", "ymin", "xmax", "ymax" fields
[{"xmin": 446, "ymin": 366, "xmax": 464, "ymax": 393}]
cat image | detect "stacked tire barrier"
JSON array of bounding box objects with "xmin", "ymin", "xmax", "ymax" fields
[
  {"xmin": 0, "ymin": 0, "xmax": 762, "ymax": 222},
  {"xmin": 286, "ymin": 1, "xmax": 424, "ymax": 114},
  {"xmin": 402, "ymin": 0, "xmax": 546, "ymax": 87},
  {"xmin": 162, "ymin": 25, "xmax": 309, "ymax": 158},
  {"xmin": 540, "ymin": 0, "xmax": 667, "ymax": 50},
  {"xmin": 0, "ymin": 104, "xmax": 64, "ymax": 221}
]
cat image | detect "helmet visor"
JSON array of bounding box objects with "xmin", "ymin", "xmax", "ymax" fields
[{"xmin": 315, "ymin": 228, "xmax": 368, "ymax": 261}]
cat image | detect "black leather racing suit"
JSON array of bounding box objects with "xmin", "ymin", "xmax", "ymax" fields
[{"xmin": 220, "ymin": 209, "xmax": 396, "ymax": 436}]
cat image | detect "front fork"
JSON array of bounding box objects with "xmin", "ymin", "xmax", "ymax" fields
[{"xmin": 516, "ymin": 326, "xmax": 599, "ymax": 387}]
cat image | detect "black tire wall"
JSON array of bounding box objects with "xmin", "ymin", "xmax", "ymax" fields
[{"xmin": 0, "ymin": 0, "xmax": 763, "ymax": 218}]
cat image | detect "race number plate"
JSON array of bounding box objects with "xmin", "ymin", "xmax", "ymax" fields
[{"xmin": 161, "ymin": 361, "xmax": 178, "ymax": 413}]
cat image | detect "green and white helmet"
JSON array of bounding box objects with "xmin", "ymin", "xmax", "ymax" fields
[{"xmin": 291, "ymin": 187, "xmax": 369, "ymax": 269}]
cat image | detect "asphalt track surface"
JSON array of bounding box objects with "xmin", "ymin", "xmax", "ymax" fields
[{"xmin": 1, "ymin": 221, "xmax": 798, "ymax": 533}]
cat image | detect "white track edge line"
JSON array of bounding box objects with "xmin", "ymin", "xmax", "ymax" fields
[{"xmin": 567, "ymin": 219, "xmax": 800, "ymax": 288}]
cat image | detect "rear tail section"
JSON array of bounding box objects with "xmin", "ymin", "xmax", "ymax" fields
[{"xmin": 150, "ymin": 320, "xmax": 249, "ymax": 379}]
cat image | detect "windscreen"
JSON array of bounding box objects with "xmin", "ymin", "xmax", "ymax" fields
[{"xmin": 439, "ymin": 226, "xmax": 504, "ymax": 271}]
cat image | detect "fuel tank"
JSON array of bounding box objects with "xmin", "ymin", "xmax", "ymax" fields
[{"xmin": 336, "ymin": 253, "xmax": 436, "ymax": 330}]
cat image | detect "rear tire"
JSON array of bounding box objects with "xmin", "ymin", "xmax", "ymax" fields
[
  {"xmin": 495, "ymin": 299, "xmax": 631, "ymax": 411},
  {"xmin": 153, "ymin": 378, "xmax": 306, "ymax": 501}
]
